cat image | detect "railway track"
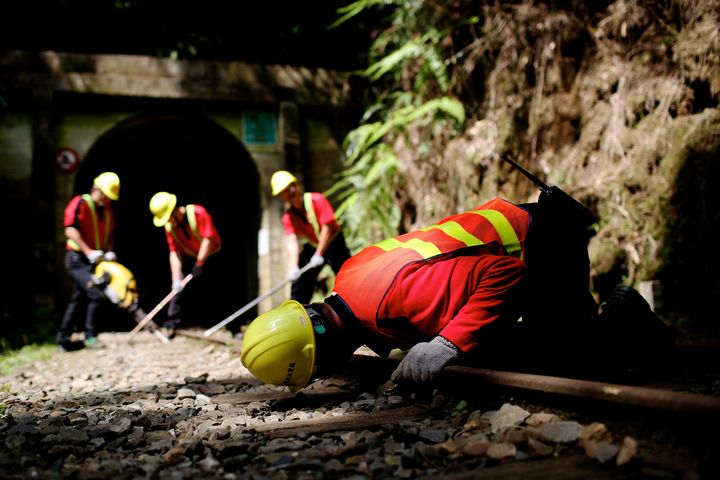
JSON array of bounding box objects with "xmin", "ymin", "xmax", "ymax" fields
[
  {"xmin": 165, "ymin": 328, "xmax": 720, "ymax": 478},
  {"xmin": 3, "ymin": 329, "xmax": 718, "ymax": 479},
  {"xmin": 175, "ymin": 328, "xmax": 720, "ymax": 417}
]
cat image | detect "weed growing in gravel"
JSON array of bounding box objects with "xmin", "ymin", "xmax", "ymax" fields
[{"xmin": 0, "ymin": 344, "xmax": 56, "ymax": 377}]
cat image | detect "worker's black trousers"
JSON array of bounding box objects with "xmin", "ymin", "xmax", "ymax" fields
[
  {"xmin": 291, "ymin": 233, "xmax": 351, "ymax": 304},
  {"xmin": 57, "ymin": 250, "xmax": 105, "ymax": 345},
  {"xmin": 165, "ymin": 256, "xmax": 215, "ymax": 329}
]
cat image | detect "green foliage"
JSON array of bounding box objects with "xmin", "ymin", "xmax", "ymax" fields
[
  {"xmin": 329, "ymin": 1, "xmax": 465, "ymax": 246},
  {"xmin": 364, "ymin": 28, "xmax": 450, "ymax": 93},
  {"xmin": 328, "ymin": 96, "xmax": 464, "ymax": 249},
  {"xmin": 329, "ymin": 0, "xmax": 387, "ymax": 29},
  {"xmin": 451, "ymin": 399, "xmax": 469, "ymax": 417},
  {"xmin": 0, "ymin": 344, "xmax": 55, "ymax": 377}
]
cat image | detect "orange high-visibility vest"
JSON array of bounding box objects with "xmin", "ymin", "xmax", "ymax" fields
[
  {"xmin": 333, "ymin": 198, "xmax": 530, "ymax": 322},
  {"xmin": 165, "ymin": 205, "xmax": 202, "ymax": 258},
  {"xmin": 288, "ymin": 192, "xmax": 322, "ymax": 247},
  {"xmin": 67, "ymin": 194, "xmax": 111, "ymax": 251}
]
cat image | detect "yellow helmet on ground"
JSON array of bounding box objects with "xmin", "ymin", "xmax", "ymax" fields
[
  {"xmin": 94, "ymin": 172, "xmax": 120, "ymax": 201},
  {"xmin": 241, "ymin": 300, "xmax": 316, "ymax": 390},
  {"xmin": 149, "ymin": 192, "xmax": 178, "ymax": 227},
  {"xmin": 271, "ymin": 170, "xmax": 298, "ymax": 196}
]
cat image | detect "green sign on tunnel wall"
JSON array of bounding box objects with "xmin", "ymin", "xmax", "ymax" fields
[{"xmin": 242, "ymin": 111, "xmax": 277, "ymax": 145}]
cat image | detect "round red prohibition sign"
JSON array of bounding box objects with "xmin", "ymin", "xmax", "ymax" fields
[{"xmin": 54, "ymin": 147, "xmax": 80, "ymax": 173}]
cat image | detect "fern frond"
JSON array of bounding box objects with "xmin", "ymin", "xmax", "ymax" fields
[
  {"xmin": 365, "ymin": 38, "xmax": 423, "ymax": 81},
  {"xmin": 329, "ymin": 0, "xmax": 386, "ymax": 29},
  {"xmin": 423, "ymin": 46, "xmax": 449, "ymax": 92}
]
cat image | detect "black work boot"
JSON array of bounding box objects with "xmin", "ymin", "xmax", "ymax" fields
[{"xmin": 599, "ymin": 285, "xmax": 675, "ymax": 373}]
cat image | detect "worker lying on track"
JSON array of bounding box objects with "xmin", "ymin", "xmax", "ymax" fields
[
  {"xmin": 57, "ymin": 172, "xmax": 121, "ymax": 352},
  {"xmin": 149, "ymin": 192, "xmax": 222, "ymax": 334},
  {"xmin": 271, "ymin": 170, "xmax": 351, "ymax": 303},
  {"xmin": 241, "ymin": 191, "xmax": 674, "ymax": 389}
]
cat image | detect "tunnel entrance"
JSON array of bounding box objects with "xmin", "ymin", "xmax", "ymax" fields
[{"xmin": 74, "ymin": 113, "xmax": 260, "ymax": 332}]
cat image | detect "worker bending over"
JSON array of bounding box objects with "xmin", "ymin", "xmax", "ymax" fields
[
  {"xmin": 242, "ymin": 194, "xmax": 674, "ymax": 388},
  {"xmin": 271, "ymin": 170, "xmax": 351, "ymax": 303},
  {"xmin": 149, "ymin": 192, "xmax": 222, "ymax": 332},
  {"xmin": 57, "ymin": 172, "xmax": 120, "ymax": 351}
]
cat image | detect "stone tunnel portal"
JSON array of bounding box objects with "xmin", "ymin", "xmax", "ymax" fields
[{"xmin": 74, "ymin": 114, "xmax": 260, "ymax": 332}]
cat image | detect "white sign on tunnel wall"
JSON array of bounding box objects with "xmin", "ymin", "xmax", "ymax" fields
[
  {"xmin": 54, "ymin": 147, "xmax": 80, "ymax": 173},
  {"xmin": 242, "ymin": 111, "xmax": 277, "ymax": 146}
]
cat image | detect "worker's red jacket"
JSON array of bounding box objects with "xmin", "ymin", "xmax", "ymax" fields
[
  {"xmin": 332, "ymin": 198, "xmax": 530, "ymax": 354},
  {"xmin": 282, "ymin": 192, "xmax": 340, "ymax": 246},
  {"xmin": 64, "ymin": 194, "xmax": 115, "ymax": 252},
  {"xmin": 164, "ymin": 204, "xmax": 221, "ymax": 260}
]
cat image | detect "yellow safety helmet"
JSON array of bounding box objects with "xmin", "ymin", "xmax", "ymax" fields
[
  {"xmin": 149, "ymin": 192, "xmax": 178, "ymax": 227},
  {"xmin": 94, "ymin": 172, "xmax": 120, "ymax": 201},
  {"xmin": 271, "ymin": 170, "xmax": 298, "ymax": 196},
  {"xmin": 241, "ymin": 300, "xmax": 316, "ymax": 390}
]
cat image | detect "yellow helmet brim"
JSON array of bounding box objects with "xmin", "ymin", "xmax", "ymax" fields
[
  {"xmin": 241, "ymin": 300, "xmax": 316, "ymax": 389},
  {"xmin": 152, "ymin": 194, "xmax": 177, "ymax": 227}
]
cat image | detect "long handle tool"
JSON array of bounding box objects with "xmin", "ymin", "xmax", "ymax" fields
[
  {"xmin": 127, "ymin": 274, "xmax": 193, "ymax": 342},
  {"xmin": 498, "ymin": 153, "xmax": 595, "ymax": 227},
  {"xmin": 203, "ymin": 262, "xmax": 316, "ymax": 337},
  {"xmin": 498, "ymin": 153, "xmax": 550, "ymax": 192},
  {"xmin": 127, "ymin": 305, "xmax": 170, "ymax": 343}
]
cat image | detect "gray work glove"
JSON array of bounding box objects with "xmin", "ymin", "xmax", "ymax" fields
[
  {"xmin": 87, "ymin": 250, "xmax": 104, "ymax": 264},
  {"xmin": 289, "ymin": 267, "xmax": 301, "ymax": 281},
  {"xmin": 103, "ymin": 251, "xmax": 117, "ymax": 262},
  {"xmin": 172, "ymin": 280, "xmax": 184, "ymax": 293},
  {"xmin": 309, "ymin": 254, "xmax": 325, "ymax": 268},
  {"xmin": 391, "ymin": 336, "xmax": 461, "ymax": 384}
]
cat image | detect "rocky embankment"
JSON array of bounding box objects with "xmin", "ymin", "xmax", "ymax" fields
[{"xmin": 0, "ymin": 331, "xmax": 714, "ymax": 478}]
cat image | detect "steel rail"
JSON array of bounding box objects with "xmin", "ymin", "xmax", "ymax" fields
[
  {"xmin": 443, "ymin": 365, "xmax": 720, "ymax": 416},
  {"xmin": 169, "ymin": 333, "xmax": 720, "ymax": 416},
  {"xmin": 350, "ymin": 355, "xmax": 720, "ymax": 416}
]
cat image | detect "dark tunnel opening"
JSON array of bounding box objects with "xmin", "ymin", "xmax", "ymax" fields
[{"xmin": 73, "ymin": 113, "xmax": 260, "ymax": 333}]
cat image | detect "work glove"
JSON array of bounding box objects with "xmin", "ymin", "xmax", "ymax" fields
[
  {"xmin": 87, "ymin": 250, "xmax": 104, "ymax": 264},
  {"xmin": 103, "ymin": 251, "xmax": 117, "ymax": 262},
  {"xmin": 289, "ymin": 267, "xmax": 301, "ymax": 281},
  {"xmin": 191, "ymin": 263, "xmax": 204, "ymax": 278},
  {"xmin": 172, "ymin": 280, "xmax": 184, "ymax": 293},
  {"xmin": 391, "ymin": 336, "xmax": 460, "ymax": 384},
  {"xmin": 309, "ymin": 254, "xmax": 325, "ymax": 268}
]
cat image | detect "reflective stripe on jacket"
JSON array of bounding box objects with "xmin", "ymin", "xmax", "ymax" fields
[{"xmin": 303, "ymin": 192, "xmax": 321, "ymax": 244}]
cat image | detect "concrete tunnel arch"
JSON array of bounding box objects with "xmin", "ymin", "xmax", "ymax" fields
[{"xmin": 74, "ymin": 113, "xmax": 260, "ymax": 332}]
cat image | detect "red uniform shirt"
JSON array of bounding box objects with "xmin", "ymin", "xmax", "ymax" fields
[
  {"xmin": 281, "ymin": 192, "xmax": 339, "ymax": 244},
  {"xmin": 64, "ymin": 194, "xmax": 115, "ymax": 251},
  {"xmin": 164, "ymin": 205, "xmax": 221, "ymax": 258},
  {"xmin": 332, "ymin": 198, "xmax": 530, "ymax": 353}
]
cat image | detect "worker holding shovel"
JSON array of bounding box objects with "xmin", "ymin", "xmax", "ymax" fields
[
  {"xmin": 271, "ymin": 170, "xmax": 351, "ymax": 303},
  {"xmin": 204, "ymin": 173, "xmax": 351, "ymax": 339},
  {"xmin": 149, "ymin": 192, "xmax": 222, "ymax": 335}
]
